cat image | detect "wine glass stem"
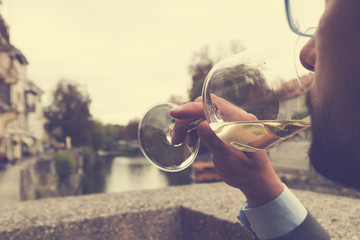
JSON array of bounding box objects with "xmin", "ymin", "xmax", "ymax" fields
[
  {"xmin": 164, "ymin": 118, "xmax": 205, "ymax": 146},
  {"xmin": 187, "ymin": 118, "xmax": 205, "ymax": 133}
]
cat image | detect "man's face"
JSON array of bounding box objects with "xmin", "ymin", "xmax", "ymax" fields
[{"xmin": 301, "ymin": 0, "xmax": 360, "ymax": 189}]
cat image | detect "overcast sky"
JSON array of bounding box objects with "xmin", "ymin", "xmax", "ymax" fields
[{"xmin": 0, "ymin": 0, "xmax": 298, "ymax": 125}]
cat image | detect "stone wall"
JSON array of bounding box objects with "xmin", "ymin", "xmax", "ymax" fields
[{"xmin": 1, "ymin": 182, "xmax": 360, "ymax": 239}]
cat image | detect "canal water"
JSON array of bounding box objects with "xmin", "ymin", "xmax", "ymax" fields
[
  {"xmin": 105, "ymin": 156, "xmax": 169, "ymax": 192},
  {"xmin": 84, "ymin": 155, "xmax": 193, "ymax": 195}
]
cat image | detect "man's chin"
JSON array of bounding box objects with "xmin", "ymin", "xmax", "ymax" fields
[
  {"xmin": 306, "ymin": 89, "xmax": 360, "ymax": 190},
  {"xmin": 309, "ymin": 136, "xmax": 360, "ymax": 191}
]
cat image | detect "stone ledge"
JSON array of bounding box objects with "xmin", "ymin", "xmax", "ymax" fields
[{"xmin": 0, "ymin": 182, "xmax": 360, "ymax": 239}]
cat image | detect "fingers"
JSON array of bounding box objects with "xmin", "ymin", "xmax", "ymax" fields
[
  {"xmin": 170, "ymin": 101, "xmax": 205, "ymax": 145},
  {"xmin": 186, "ymin": 129, "xmax": 199, "ymax": 146},
  {"xmin": 172, "ymin": 121, "xmax": 202, "ymax": 146},
  {"xmin": 171, "ymin": 118, "xmax": 193, "ymax": 145},
  {"xmin": 170, "ymin": 101, "xmax": 204, "ymax": 119}
]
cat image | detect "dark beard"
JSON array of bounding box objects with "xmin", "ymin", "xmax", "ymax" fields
[{"xmin": 307, "ymin": 91, "xmax": 360, "ymax": 191}]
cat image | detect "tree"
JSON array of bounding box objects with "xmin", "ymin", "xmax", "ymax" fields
[
  {"xmin": 89, "ymin": 121, "xmax": 107, "ymax": 151},
  {"xmin": 89, "ymin": 121, "xmax": 118, "ymax": 151},
  {"xmin": 125, "ymin": 119, "xmax": 139, "ymax": 140},
  {"xmin": 44, "ymin": 80, "xmax": 94, "ymax": 147},
  {"xmin": 116, "ymin": 119, "xmax": 139, "ymax": 140},
  {"xmin": 188, "ymin": 46, "xmax": 213, "ymax": 101}
]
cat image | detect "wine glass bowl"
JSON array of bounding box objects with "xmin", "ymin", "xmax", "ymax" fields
[{"xmin": 202, "ymin": 46, "xmax": 312, "ymax": 152}]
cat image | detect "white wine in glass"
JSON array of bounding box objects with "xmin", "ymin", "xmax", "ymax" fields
[{"xmin": 210, "ymin": 120, "xmax": 310, "ymax": 152}]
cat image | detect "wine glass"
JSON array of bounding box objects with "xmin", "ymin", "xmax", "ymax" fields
[{"xmin": 138, "ymin": 41, "xmax": 313, "ymax": 172}]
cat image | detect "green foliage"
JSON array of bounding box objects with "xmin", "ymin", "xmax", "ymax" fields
[
  {"xmin": 82, "ymin": 146, "xmax": 95, "ymax": 164},
  {"xmin": 44, "ymin": 80, "xmax": 122, "ymax": 152},
  {"xmin": 117, "ymin": 119, "xmax": 139, "ymax": 140},
  {"xmin": 188, "ymin": 46, "xmax": 213, "ymax": 101},
  {"xmin": 54, "ymin": 151, "xmax": 77, "ymax": 181},
  {"xmin": 125, "ymin": 120, "xmax": 139, "ymax": 140},
  {"xmin": 90, "ymin": 123, "xmax": 106, "ymax": 151},
  {"xmin": 103, "ymin": 124, "xmax": 119, "ymax": 150},
  {"xmin": 45, "ymin": 80, "xmax": 93, "ymax": 147},
  {"xmin": 190, "ymin": 78, "xmax": 205, "ymax": 101},
  {"xmin": 86, "ymin": 121, "xmax": 119, "ymax": 151}
]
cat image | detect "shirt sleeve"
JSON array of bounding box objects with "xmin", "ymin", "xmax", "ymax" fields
[{"xmin": 237, "ymin": 184, "xmax": 308, "ymax": 240}]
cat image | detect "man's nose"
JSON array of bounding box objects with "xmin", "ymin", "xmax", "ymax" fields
[{"xmin": 299, "ymin": 38, "xmax": 316, "ymax": 72}]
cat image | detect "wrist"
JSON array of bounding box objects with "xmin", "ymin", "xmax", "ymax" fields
[{"xmin": 242, "ymin": 170, "xmax": 284, "ymax": 208}]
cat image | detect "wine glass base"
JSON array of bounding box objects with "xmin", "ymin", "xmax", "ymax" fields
[{"xmin": 138, "ymin": 103, "xmax": 200, "ymax": 172}]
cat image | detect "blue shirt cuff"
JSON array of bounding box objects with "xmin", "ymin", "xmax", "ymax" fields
[{"xmin": 237, "ymin": 184, "xmax": 307, "ymax": 240}]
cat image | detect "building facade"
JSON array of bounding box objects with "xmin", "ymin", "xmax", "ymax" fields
[{"xmin": 0, "ymin": 14, "xmax": 46, "ymax": 162}]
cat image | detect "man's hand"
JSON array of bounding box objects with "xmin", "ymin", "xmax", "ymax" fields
[{"xmin": 170, "ymin": 98, "xmax": 283, "ymax": 207}]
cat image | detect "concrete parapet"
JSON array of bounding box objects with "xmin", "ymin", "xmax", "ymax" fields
[{"xmin": 0, "ymin": 182, "xmax": 360, "ymax": 239}]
